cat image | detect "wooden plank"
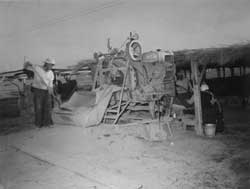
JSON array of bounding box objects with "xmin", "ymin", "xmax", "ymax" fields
[{"xmin": 191, "ymin": 60, "xmax": 204, "ymax": 136}]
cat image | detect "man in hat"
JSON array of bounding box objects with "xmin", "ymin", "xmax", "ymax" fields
[{"xmin": 24, "ymin": 58, "xmax": 56, "ymax": 128}]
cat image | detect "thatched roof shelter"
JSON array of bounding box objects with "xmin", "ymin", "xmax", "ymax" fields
[
  {"xmin": 174, "ymin": 42, "xmax": 250, "ymax": 69},
  {"xmin": 173, "ymin": 42, "xmax": 250, "ymax": 136}
]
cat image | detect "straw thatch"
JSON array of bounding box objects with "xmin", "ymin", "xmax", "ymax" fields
[{"xmin": 174, "ymin": 42, "xmax": 250, "ymax": 69}]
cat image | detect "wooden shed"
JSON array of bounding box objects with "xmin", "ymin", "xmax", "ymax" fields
[{"xmin": 173, "ymin": 42, "xmax": 250, "ymax": 135}]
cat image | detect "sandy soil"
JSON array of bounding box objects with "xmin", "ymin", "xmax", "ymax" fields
[
  {"xmin": 0, "ymin": 106, "xmax": 250, "ymax": 189},
  {"xmin": 0, "ymin": 148, "xmax": 105, "ymax": 189}
]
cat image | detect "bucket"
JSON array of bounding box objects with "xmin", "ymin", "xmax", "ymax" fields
[{"xmin": 204, "ymin": 123, "xmax": 216, "ymax": 137}]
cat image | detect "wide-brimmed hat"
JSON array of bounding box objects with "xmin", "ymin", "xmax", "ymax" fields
[{"xmin": 44, "ymin": 58, "xmax": 56, "ymax": 65}]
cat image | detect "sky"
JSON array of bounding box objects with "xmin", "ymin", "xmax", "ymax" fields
[{"xmin": 0, "ymin": 0, "xmax": 250, "ymax": 72}]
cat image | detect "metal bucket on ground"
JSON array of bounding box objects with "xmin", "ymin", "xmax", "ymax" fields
[{"xmin": 204, "ymin": 123, "xmax": 216, "ymax": 137}]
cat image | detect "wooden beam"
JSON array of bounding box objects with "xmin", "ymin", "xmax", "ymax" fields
[
  {"xmin": 0, "ymin": 69, "xmax": 24, "ymax": 75},
  {"xmin": 198, "ymin": 64, "xmax": 207, "ymax": 85},
  {"xmin": 191, "ymin": 60, "xmax": 204, "ymax": 136}
]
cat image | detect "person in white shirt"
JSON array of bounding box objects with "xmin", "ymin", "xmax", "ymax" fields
[{"xmin": 24, "ymin": 58, "xmax": 55, "ymax": 128}]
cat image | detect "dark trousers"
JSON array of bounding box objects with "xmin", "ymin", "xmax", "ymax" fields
[{"xmin": 33, "ymin": 87, "xmax": 53, "ymax": 127}]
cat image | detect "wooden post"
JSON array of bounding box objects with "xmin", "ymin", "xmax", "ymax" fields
[
  {"xmin": 199, "ymin": 65, "xmax": 207, "ymax": 84},
  {"xmin": 191, "ymin": 60, "xmax": 204, "ymax": 136}
]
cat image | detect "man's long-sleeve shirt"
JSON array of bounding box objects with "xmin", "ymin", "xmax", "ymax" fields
[{"xmin": 32, "ymin": 65, "xmax": 54, "ymax": 90}]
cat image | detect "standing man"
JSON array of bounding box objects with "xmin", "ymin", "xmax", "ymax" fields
[{"xmin": 24, "ymin": 58, "xmax": 55, "ymax": 128}]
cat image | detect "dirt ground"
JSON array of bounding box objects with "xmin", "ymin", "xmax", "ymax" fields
[{"xmin": 0, "ymin": 106, "xmax": 250, "ymax": 189}]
